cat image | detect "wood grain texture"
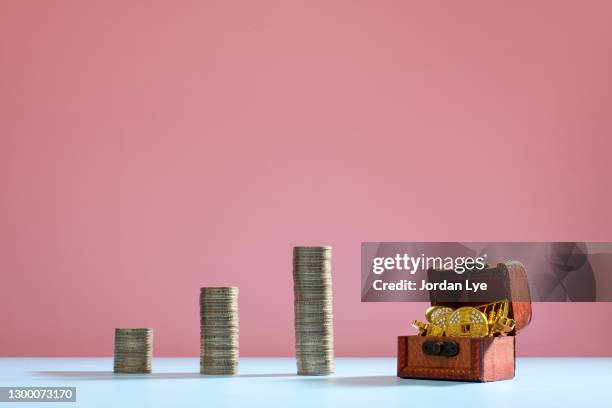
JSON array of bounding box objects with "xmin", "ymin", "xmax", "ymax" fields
[
  {"xmin": 397, "ymin": 260, "xmax": 528, "ymax": 382},
  {"xmin": 482, "ymin": 336, "xmax": 515, "ymax": 381},
  {"xmin": 397, "ymin": 337, "xmax": 407, "ymax": 374},
  {"xmin": 505, "ymin": 261, "xmax": 532, "ymax": 332},
  {"xmin": 397, "ymin": 336, "xmax": 515, "ymax": 382}
]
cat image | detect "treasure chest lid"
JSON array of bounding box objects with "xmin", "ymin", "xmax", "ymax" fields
[{"xmin": 427, "ymin": 260, "xmax": 532, "ymax": 333}]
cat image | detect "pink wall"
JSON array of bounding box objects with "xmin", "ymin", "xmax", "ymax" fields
[{"xmin": 2, "ymin": 1, "xmax": 612, "ymax": 357}]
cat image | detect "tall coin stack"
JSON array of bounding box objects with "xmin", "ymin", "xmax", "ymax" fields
[
  {"xmin": 200, "ymin": 287, "xmax": 239, "ymax": 375},
  {"xmin": 293, "ymin": 246, "xmax": 335, "ymax": 375},
  {"xmin": 113, "ymin": 328, "xmax": 153, "ymax": 374}
]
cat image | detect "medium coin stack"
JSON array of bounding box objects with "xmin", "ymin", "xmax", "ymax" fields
[
  {"xmin": 200, "ymin": 287, "xmax": 239, "ymax": 375},
  {"xmin": 293, "ymin": 246, "xmax": 335, "ymax": 375},
  {"xmin": 113, "ymin": 328, "xmax": 153, "ymax": 374}
]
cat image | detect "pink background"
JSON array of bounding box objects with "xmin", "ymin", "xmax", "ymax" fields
[{"xmin": 2, "ymin": 1, "xmax": 612, "ymax": 357}]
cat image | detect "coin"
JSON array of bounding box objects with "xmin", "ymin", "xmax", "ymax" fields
[
  {"xmin": 293, "ymin": 246, "xmax": 334, "ymax": 376},
  {"xmin": 446, "ymin": 307, "xmax": 489, "ymax": 337},
  {"xmin": 425, "ymin": 306, "xmax": 453, "ymax": 323},
  {"xmin": 113, "ymin": 328, "xmax": 153, "ymax": 374},
  {"xmin": 199, "ymin": 287, "xmax": 239, "ymax": 375}
]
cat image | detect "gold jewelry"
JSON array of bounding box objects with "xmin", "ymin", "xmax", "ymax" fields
[
  {"xmin": 425, "ymin": 322, "xmax": 445, "ymax": 336},
  {"xmin": 411, "ymin": 300, "xmax": 513, "ymax": 338},
  {"xmin": 411, "ymin": 320, "xmax": 428, "ymax": 336},
  {"xmin": 445, "ymin": 307, "xmax": 489, "ymax": 338}
]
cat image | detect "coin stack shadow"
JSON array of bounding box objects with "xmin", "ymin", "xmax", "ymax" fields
[
  {"xmin": 293, "ymin": 246, "xmax": 335, "ymax": 375},
  {"xmin": 113, "ymin": 328, "xmax": 153, "ymax": 374},
  {"xmin": 199, "ymin": 287, "xmax": 239, "ymax": 375}
]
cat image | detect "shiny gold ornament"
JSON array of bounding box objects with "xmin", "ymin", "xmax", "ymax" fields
[
  {"xmin": 425, "ymin": 306, "xmax": 452, "ymax": 322},
  {"xmin": 424, "ymin": 306, "xmax": 452, "ymax": 336},
  {"xmin": 445, "ymin": 307, "xmax": 489, "ymax": 338},
  {"xmin": 411, "ymin": 320, "xmax": 428, "ymax": 336},
  {"xmin": 475, "ymin": 300, "xmax": 514, "ymax": 337},
  {"xmin": 412, "ymin": 300, "xmax": 514, "ymax": 339},
  {"xmin": 476, "ymin": 300, "xmax": 509, "ymax": 321},
  {"xmin": 490, "ymin": 316, "xmax": 515, "ymax": 336},
  {"xmin": 425, "ymin": 306, "xmax": 453, "ymax": 324},
  {"xmin": 411, "ymin": 320, "xmax": 445, "ymax": 336},
  {"xmin": 425, "ymin": 323, "xmax": 445, "ymax": 336}
]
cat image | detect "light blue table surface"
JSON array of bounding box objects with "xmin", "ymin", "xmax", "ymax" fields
[{"xmin": 1, "ymin": 358, "xmax": 610, "ymax": 407}]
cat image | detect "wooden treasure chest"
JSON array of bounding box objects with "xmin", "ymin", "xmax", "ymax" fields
[{"xmin": 397, "ymin": 261, "xmax": 532, "ymax": 382}]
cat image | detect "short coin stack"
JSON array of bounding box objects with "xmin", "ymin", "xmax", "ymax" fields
[
  {"xmin": 200, "ymin": 287, "xmax": 239, "ymax": 375},
  {"xmin": 293, "ymin": 246, "xmax": 335, "ymax": 375},
  {"xmin": 113, "ymin": 328, "xmax": 153, "ymax": 374}
]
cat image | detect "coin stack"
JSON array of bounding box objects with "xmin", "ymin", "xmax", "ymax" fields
[
  {"xmin": 200, "ymin": 287, "xmax": 239, "ymax": 375},
  {"xmin": 113, "ymin": 328, "xmax": 153, "ymax": 374},
  {"xmin": 293, "ymin": 246, "xmax": 335, "ymax": 375}
]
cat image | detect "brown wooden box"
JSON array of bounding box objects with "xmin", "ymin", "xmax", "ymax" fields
[{"xmin": 397, "ymin": 261, "xmax": 532, "ymax": 382}]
